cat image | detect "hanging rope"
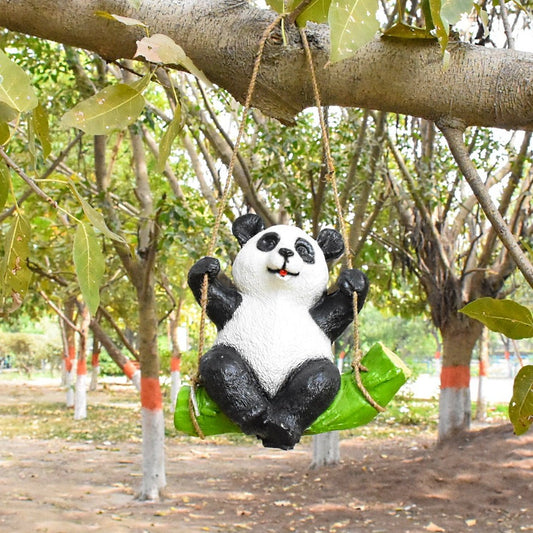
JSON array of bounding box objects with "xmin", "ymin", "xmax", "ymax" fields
[
  {"xmin": 299, "ymin": 28, "xmax": 385, "ymax": 413},
  {"xmin": 189, "ymin": 13, "xmax": 286, "ymax": 437}
]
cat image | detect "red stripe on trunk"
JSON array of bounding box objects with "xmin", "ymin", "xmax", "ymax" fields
[
  {"xmin": 77, "ymin": 359, "xmax": 87, "ymax": 375},
  {"xmin": 141, "ymin": 377, "xmax": 163, "ymax": 411},
  {"xmin": 123, "ymin": 360, "xmax": 137, "ymax": 379},
  {"xmin": 440, "ymin": 365, "xmax": 470, "ymax": 388},
  {"xmin": 170, "ymin": 357, "xmax": 181, "ymax": 372}
]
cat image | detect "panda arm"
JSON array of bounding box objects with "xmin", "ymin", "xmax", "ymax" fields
[
  {"xmin": 188, "ymin": 257, "xmax": 242, "ymax": 330},
  {"xmin": 310, "ymin": 269, "xmax": 369, "ymax": 342}
]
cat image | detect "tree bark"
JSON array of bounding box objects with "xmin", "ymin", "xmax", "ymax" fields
[
  {"xmin": 475, "ymin": 326, "xmax": 489, "ymax": 422},
  {"xmin": 1, "ymin": 0, "xmax": 532, "ymax": 129},
  {"xmin": 311, "ymin": 432, "xmax": 340, "ymax": 468},
  {"xmin": 74, "ymin": 304, "xmax": 90, "ymax": 420},
  {"xmin": 438, "ymin": 314, "xmax": 482, "ymax": 441}
]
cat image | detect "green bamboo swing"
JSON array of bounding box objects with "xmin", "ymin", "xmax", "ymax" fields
[{"xmin": 174, "ymin": 342, "xmax": 410, "ymax": 437}]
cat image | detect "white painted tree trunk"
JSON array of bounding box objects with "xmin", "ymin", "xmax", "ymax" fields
[
  {"xmin": 310, "ymin": 432, "xmax": 340, "ymax": 468},
  {"xmin": 139, "ymin": 407, "xmax": 166, "ymax": 500},
  {"xmin": 438, "ymin": 387, "xmax": 471, "ymax": 440},
  {"xmin": 89, "ymin": 362, "xmax": 99, "ymax": 391},
  {"xmin": 65, "ymin": 367, "xmax": 75, "ymax": 408},
  {"xmin": 169, "ymin": 370, "xmax": 181, "ymax": 413},
  {"xmin": 475, "ymin": 327, "xmax": 489, "ymax": 422},
  {"xmin": 123, "ymin": 360, "xmax": 141, "ymax": 391},
  {"xmin": 74, "ymin": 372, "xmax": 87, "ymax": 420},
  {"xmin": 131, "ymin": 369, "xmax": 141, "ymax": 391}
]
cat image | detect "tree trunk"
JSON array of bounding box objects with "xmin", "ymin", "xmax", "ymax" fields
[
  {"xmin": 63, "ymin": 298, "xmax": 77, "ymax": 408},
  {"xmin": 474, "ymin": 326, "xmax": 489, "ymax": 422},
  {"xmin": 310, "ymin": 432, "xmax": 340, "ymax": 468},
  {"xmin": 438, "ymin": 315, "xmax": 482, "ymax": 441},
  {"xmin": 89, "ymin": 338, "xmax": 100, "ymax": 391},
  {"xmin": 168, "ymin": 309, "xmax": 182, "ymax": 413},
  {"xmin": 138, "ymin": 281, "xmax": 166, "ymax": 500},
  {"xmin": 74, "ymin": 305, "xmax": 90, "ymax": 420},
  {"xmin": 1, "ymin": 0, "xmax": 533, "ymax": 130},
  {"xmin": 90, "ymin": 320, "xmax": 141, "ymax": 390}
]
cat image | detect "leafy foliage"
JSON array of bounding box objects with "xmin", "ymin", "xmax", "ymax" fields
[
  {"xmin": 509, "ymin": 365, "xmax": 533, "ymax": 435},
  {"xmin": 460, "ymin": 298, "xmax": 533, "ymax": 340},
  {"xmin": 60, "ymin": 83, "xmax": 145, "ymax": 135},
  {"xmin": 0, "ymin": 213, "xmax": 32, "ymax": 315},
  {"xmin": 0, "ymin": 49, "xmax": 38, "ymax": 112},
  {"xmin": 266, "ymin": 0, "xmax": 482, "ymax": 62},
  {"xmin": 73, "ymin": 222, "xmax": 105, "ymax": 315},
  {"xmin": 328, "ymin": 0, "xmax": 380, "ymax": 63}
]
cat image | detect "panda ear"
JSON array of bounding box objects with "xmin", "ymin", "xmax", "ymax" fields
[
  {"xmin": 317, "ymin": 228, "xmax": 344, "ymax": 262},
  {"xmin": 232, "ymin": 214, "xmax": 265, "ymax": 247}
]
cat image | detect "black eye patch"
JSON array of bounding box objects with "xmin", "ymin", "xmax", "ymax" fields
[
  {"xmin": 257, "ymin": 232, "xmax": 280, "ymax": 252},
  {"xmin": 295, "ymin": 238, "xmax": 315, "ymax": 264}
]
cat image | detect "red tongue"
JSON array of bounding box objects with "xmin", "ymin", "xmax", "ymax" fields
[{"xmin": 279, "ymin": 269, "xmax": 288, "ymax": 277}]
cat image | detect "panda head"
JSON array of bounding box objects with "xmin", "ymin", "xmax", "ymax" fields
[{"xmin": 231, "ymin": 214, "xmax": 345, "ymax": 303}]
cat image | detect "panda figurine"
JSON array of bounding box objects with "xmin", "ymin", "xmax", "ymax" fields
[{"xmin": 188, "ymin": 213, "xmax": 369, "ymax": 450}]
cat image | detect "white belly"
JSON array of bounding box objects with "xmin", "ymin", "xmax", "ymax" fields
[{"xmin": 215, "ymin": 295, "xmax": 333, "ymax": 397}]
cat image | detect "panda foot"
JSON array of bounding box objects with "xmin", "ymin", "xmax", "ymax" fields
[
  {"xmin": 238, "ymin": 407, "xmax": 270, "ymax": 440},
  {"xmin": 260, "ymin": 413, "xmax": 303, "ymax": 451}
]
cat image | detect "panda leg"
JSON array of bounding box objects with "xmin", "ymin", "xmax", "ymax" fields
[
  {"xmin": 199, "ymin": 345, "xmax": 270, "ymax": 438},
  {"xmin": 262, "ymin": 359, "xmax": 340, "ymax": 450}
]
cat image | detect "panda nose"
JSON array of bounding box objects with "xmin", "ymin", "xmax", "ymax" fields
[{"xmin": 279, "ymin": 248, "xmax": 294, "ymax": 259}]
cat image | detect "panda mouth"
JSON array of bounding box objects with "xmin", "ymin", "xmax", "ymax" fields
[{"xmin": 267, "ymin": 267, "xmax": 299, "ymax": 278}]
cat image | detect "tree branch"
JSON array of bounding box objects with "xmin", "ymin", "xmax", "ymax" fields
[
  {"xmin": 438, "ymin": 121, "xmax": 533, "ymax": 289},
  {"xmin": 1, "ymin": 0, "xmax": 532, "ymax": 129},
  {"xmin": 0, "ymin": 147, "xmax": 59, "ymax": 210}
]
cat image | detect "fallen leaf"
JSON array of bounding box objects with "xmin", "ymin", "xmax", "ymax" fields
[
  {"xmin": 465, "ymin": 519, "xmax": 477, "ymax": 526},
  {"xmin": 425, "ymin": 522, "xmax": 445, "ymax": 532}
]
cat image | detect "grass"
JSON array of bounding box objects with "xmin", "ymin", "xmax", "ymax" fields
[{"xmin": 0, "ymin": 376, "xmax": 509, "ymax": 445}]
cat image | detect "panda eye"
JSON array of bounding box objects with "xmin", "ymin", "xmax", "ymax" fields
[
  {"xmin": 295, "ymin": 238, "xmax": 315, "ymax": 264},
  {"xmin": 257, "ymin": 232, "xmax": 280, "ymax": 252}
]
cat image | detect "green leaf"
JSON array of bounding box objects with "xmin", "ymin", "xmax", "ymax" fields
[
  {"xmin": 27, "ymin": 112, "xmax": 36, "ymax": 169},
  {"xmin": 266, "ymin": 1, "xmax": 296, "ymax": 14},
  {"xmin": 383, "ymin": 22, "xmax": 435, "ymax": 39},
  {"xmin": 32, "ymin": 104, "xmax": 52, "ymax": 159},
  {"xmin": 68, "ymin": 181, "xmax": 126, "ymax": 243},
  {"xmin": 157, "ymin": 104, "xmax": 183, "ymax": 172},
  {"xmin": 73, "ymin": 222, "xmax": 105, "ymax": 315},
  {"xmin": 460, "ymin": 298, "xmax": 533, "ymax": 339},
  {"xmin": 440, "ymin": 0, "xmax": 475, "ymax": 26},
  {"xmin": 0, "ymin": 160, "xmax": 10, "ymax": 210},
  {"xmin": 428, "ymin": 0, "xmax": 449, "ymax": 53},
  {"xmin": 328, "ymin": 0, "xmax": 380, "ymax": 63},
  {"xmin": 128, "ymin": 71, "xmax": 153, "ymax": 94},
  {"xmin": 0, "ymin": 213, "xmax": 32, "ymax": 313},
  {"xmin": 0, "ymin": 50, "xmax": 38, "ymax": 113},
  {"xmin": 297, "ymin": 0, "xmax": 332, "ymax": 24},
  {"xmin": 60, "ymin": 84, "xmax": 145, "ymax": 135},
  {"xmin": 0, "ymin": 102, "xmax": 18, "ymax": 123},
  {"xmin": 0, "ymin": 121, "xmax": 10, "ymax": 145},
  {"xmin": 509, "ymin": 365, "xmax": 533, "ymax": 436}
]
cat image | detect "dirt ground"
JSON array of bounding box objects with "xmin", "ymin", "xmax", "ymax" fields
[{"xmin": 0, "ymin": 380, "xmax": 531, "ymax": 533}]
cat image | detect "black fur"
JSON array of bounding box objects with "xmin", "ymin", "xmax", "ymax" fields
[
  {"xmin": 199, "ymin": 345, "xmax": 340, "ymax": 450},
  {"xmin": 310, "ymin": 268, "xmax": 369, "ymax": 342},
  {"xmin": 187, "ymin": 257, "xmax": 241, "ymax": 331},
  {"xmin": 232, "ymin": 213, "xmax": 265, "ymax": 247}
]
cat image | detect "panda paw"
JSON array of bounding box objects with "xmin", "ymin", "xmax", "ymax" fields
[
  {"xmin": 189, "ymin": 256, "xmax": 220, "ymax": 281},
  {"xmin": 261, "ymin": 412, "xmax": 303, "ymax": 451},
  {"xmin": 338, "ymin": 269, "xmax": 369, "ymax": 300}
]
